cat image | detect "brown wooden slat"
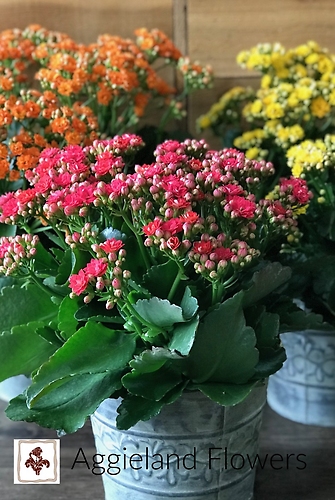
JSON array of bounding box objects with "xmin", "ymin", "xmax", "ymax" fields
[
  {"xmin": 0, "ymin": 0, "xmax": 173, "ymax": 42},
  {"xmin": 187, "ymin": 0, "xmax": 335, "ymax": 78}
]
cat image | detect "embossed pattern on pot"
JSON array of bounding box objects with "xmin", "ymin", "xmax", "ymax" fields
[
  {"xmin": 267, "ymin": 330, "xmax": 335, "ymax": 426},
  {"xmin": 91, "ymin": 384, "xmax": 267, "ymax": 500}
]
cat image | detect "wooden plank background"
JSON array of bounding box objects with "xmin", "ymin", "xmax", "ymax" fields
[
  {"xmin": 0, "ymin": 0, "xmax": 173, "ymax": 42},
  {"xmin": 180, "ymin": 0, "xmax": 335, "ymax": 145}
]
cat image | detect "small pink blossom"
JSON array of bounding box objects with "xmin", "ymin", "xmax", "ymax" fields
[
  {"xmin": 229, "ymin": 196, "xmax": 256, "ymax": 218},
  {"xmin": 69, "ymin": 269, "xmax": 89, "ymax": 295},
  {"xmin": 193, "ymin": 241, "xmax": 213, "ymax": 254},
  {"xmin": 143, "ymin": 219, "xmax": 162, "ymax": 236},
  {"xmin": 161, "ymin": 218, "xmax": 184, "ymax": 235},
  {"xmin": 85, "ymin": 258, "xmax": 108, "ymax": 277},
  {"xmin": 100, "ymin": 238, "xmax": 124, "ymax": 253},
  {"xmin": 166, "ymin": 236, "xmax": 181, "ymax": 250}
]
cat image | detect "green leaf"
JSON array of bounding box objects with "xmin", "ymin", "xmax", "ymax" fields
[
  {"xmin": 44, "ymin": 230, "xmax": 66, "ymax": 249},
  {"xmin": 26, "ymin": 322, "xmax": 136, "ymax": 406},
  {"xmin": 0, "ymin": 322, "xmax": 57, "ymax": 381},
  {"xmin": 0, "ymin": 276, "xmax": 18, "ymax": 291},
  {"xmin": 122, "ymin": 348, "xmax": 184, "ymax": 401},
  {"xmin": 185, "ymin": 291, "xmax": 258, "ymax": 384},
  {"xmin": 180, "ymin": 287, "xmax": 198, "ymax": 320},
  {"xmin": 36, "ymin": 325, "xmax": 63, "ymax": 348},
  {"xmin": 33, "ymin": 243, "xmax": 58, "ymax": 275},
  {"xmin": 191, "ymin": 380, "xmax": 259, "ymax": 406},
  {"xmin": 143, "ymin": 260, "xmax": 180, "ymax": 298},
  {"xmin": 242, "ymin": 262, "xmax": 291, "ymax": 308},
  {"xmin": 253, "ymin": 347, "xmax": 286, "ymax": 379},
  {"xmin": 71, "ymin": 247, "xmax": 90, "ymax": 275},
  {"xmin": 122, "ymin": 362, "xmax": 183, "ymax": 401},
  {"xmin": 75, "ymin": 302, "xmax": 125, "ymax": 324},
  {"xmin": 133, "ymin": 297, "xmax": 185, "ymax": 327},
  {"xmin": 43, "ymin": 277, "xmax": 69, "ymax": 296},
  {"xmin": 116, "ymin": 382, "xmax": 187, "ymax": 430},
  {"xmin": 6, "ymin": 370, "xmax": 123, "ymax": 434},
  {"xmin": 128, "ymin": 347, "xmax": 182, "ymax": 374},
  {"xmin": 169, "ymin": 316, "xmax": 199, "ymax": 355},
  {"xmin": 0, "ymin": 284, "xmax": 58, "ymax": 332},
  {"xmin": 55, "ymin": 248, "xmax": 72, "ymax": 285},
  {"xmin": 245, "ymin": 306, "xmax": 280, "ymax": 350},
  {"xmin": 58, "ymin": 295, "xmax": 79, "ymax": 340}
]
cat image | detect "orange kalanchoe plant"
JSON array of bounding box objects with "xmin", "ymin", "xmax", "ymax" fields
[{"xmin": 0, "ymin": 24, "xmax": 213, "ymax": 193}]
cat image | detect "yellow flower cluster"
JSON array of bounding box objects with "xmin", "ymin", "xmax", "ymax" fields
[
  {"xmin": 287, "ymin": 138, "xmax": 329, "ymax": 176},
  {"xmin": 237, "ymin": 40, "xmax": 335, "ymax": 85},
  {"xmin": 199, "ymin": 40, "xmax": 335, "ymax": 166},
  {"xmin": 197, "ymin": 86, "xmax": 255, "ymax": 131}
]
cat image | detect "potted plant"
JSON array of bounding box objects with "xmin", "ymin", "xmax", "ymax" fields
[
  {"xmin": 0, "ymin": 23, "xmax": 212, "ymax": 402},
  {"xmin": 0, "ymin": 24, "xmax": 213, "ymax": 194},
  {"xmin": 198, "ymin": 40, "xmax": 335, "ymax": 426},
  {"xmin": 267, "ymin": 136, "xmax": 335, "ymax": 426},
  {"xmin": 0, "ymin": 132, "xmax": 311, "ymax": 498},
  {"xmin": 198, "ymin": 40, "xmax": 335, "ymax": 183}
]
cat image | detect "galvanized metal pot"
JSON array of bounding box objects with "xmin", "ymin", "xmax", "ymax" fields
[
  {"xmin": 91, "ymin": 384, "xmax": 267, "ymax": 500},
  {"xmin": 267, "ymin": 330, "xmax": 335, "ymax": 426}
]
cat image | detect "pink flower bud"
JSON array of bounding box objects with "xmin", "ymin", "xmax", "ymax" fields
[{"xmin": 112, "ymin": 278, "xmax": 122, "ymax": 289}]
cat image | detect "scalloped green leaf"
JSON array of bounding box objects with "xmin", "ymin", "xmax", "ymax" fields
[
  {"xmin": 185, "ymin": 291, "xmax": 258, "ymax": 384},
  {"xmin": 253, "ymin": 346, "xmax": 286, "ymax": 378},
  {"xmin": 27, "ymin": 322, "xmax": 136, "ymax": 407},
  {"xmin": 0, "ymin": 284, "xmax": 58, "ymax": 332},
  {"xmin": 116, "ymin": 382, "xmax": 186, "ymax": 430},
  {"xmin": 0, "ymin": 321, "xmax": 57, "ymax": 381},
  {"xmin": 143, "ymin": 260, "xmax": 180, "ymax": 298},
  {"xmin": 192, "ymin": 380, "xmax": 259, "ymax": 406},
  {"xmin": 169, "ymin": 316, "xmax": 199, "ymax": 355},
  {"xmin": 180, "ymin": 286, "xmax": 198, "ymax": 320},
  {"xmin": 133, "ymin": 297, "xmax": 184, "ymax": 327},
  {"xmin": 6, "ymin": 370, "xmax": 123, "ymax": 434},
  {"xmin": 58, "ymin": 295, "xmax": 79, "ymax": 340},
  {"xmin": 129, "ymin": 347, "xmax": 182, "ymax": 374},
  {"xmin": 242, "ymin": 262, "xmax": 291, "ymax": 308},
  {"xmin": 122, "ymin": 362, "xmax": 183, "ymax": 401},
  {"xmin": 55, "ymin": 248, "xmax": 72, "ymax": 285}
]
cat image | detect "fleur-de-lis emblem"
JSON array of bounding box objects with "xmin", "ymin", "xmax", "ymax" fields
[{"xmin": 25, "ymin": 447, "xmax": 50, "ymax": 476}]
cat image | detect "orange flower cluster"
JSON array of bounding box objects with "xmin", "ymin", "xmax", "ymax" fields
[{"xmin": 0, "ymin": 24, "xmax": 213, "ymax": 187}]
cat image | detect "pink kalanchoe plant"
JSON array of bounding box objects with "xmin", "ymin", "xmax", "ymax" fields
[{"xmin": 0, "ymin": 134, "xmax": 311, "ymax": 433}]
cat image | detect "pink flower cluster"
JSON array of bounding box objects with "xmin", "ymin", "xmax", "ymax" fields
[
  {"xmin": 0, "ymin": 134, "xmax": 144, "ymax": 224},
  {"xmin": 0, "ymin": 134, "xmax": 312, "ymax": 293},
  {"xmin": 0, "ymin": 234, "xmax": 39, "ymax": 275},
  {"xmin": 69, "ymin": 237, "xmax": 130, "ymax": 308}
]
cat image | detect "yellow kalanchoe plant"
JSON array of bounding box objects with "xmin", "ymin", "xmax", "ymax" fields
[
  {"xmin": 198, "ymin": 40, "xmax": 335, "ymax": 183},
  {"xmin": 198, "ymin": 41, "xmax": 335, "ymax": 329}
]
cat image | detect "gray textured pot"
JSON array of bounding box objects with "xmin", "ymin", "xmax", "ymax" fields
[
  {"xmin": 267, "ymin": 330, "xmax": 335, "ymax": 426},
  {"xmin": 91, "ymin": 384, "xmax": 267, "ymax": 500}
]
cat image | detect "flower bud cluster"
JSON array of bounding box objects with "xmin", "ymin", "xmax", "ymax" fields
[
  {"xmin": 69, "ymin": 237, "xmax": 130, "ymax": 308},
  {"xmin": 188, "ymin": 233, "xmax": 259, "ymax": 282},
  {"xmin": 0, "ymin": 233, "xmax": 39, "ymax": 276},
  {"xmin": 177, "ymin": 57, "xmax": 213, "ymax": 90},
  {"xmin": 65, "ymin": 222, "xmax": 99, "ymax": 249}
]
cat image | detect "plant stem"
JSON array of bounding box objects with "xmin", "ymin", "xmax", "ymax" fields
[
  {"xmin": 211, "ymin": 282, "xmax": 218, "ymax": 305},
  {"xmin": 167, "ymin": 267, "xmax": 183, "ymax": 302},
  {"xmin": 121, "ymin": 211, "xmax": 151, "ymax": 270},
  {"xmin": 28, "ymin": 271, "xmax": 56, "ymax": 297}
]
